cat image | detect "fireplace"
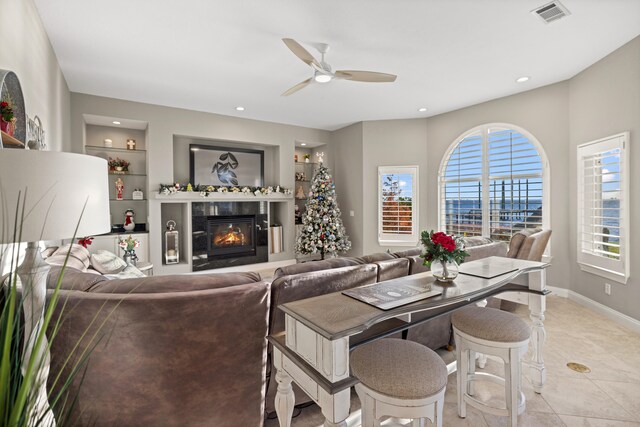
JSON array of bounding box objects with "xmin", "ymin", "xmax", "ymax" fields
[
  {"xmin": 207, "ymin": 215, "xmax": 256, "ymax": 258},
  {"xmin": 192, "ymin": 201, "xmax": 268, "ymax": 271}
]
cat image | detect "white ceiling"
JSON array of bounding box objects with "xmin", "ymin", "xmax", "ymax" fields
[{"xmin": 35, "ymin": 0, "xmax": 640, "ymax": 131}]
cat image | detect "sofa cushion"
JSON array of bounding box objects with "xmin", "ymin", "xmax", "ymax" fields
[
  {"xmin": 462, "ymin": 236, "xmax": 494, "ymax": 248},
  {"xmin": 269, "ymin": 264, "xmax": 378, "ymax": 336},
  {"xmin": 507, "ymin": 228, "xmax": 539, "ymax": 258},
  {"xmin": 104, "ymin": 265, "xmax": 146, "ymax": 280},
  {"xmin": 89, "ymin": 271, "xmax": 262, "ymax": 294},
  {"xmin": 514, "ymin": 229, "xmax": 551, "ymax": 261},
  {"xmin": 272, "ymin": 258, "xmax": 361, "ymax": 279},
  {"xmin": 358, "ymin": 252, "xmax": 396, "ymax": 263},
  {"xmin": 41, "ymin": 246, "xmax": 59, "ymax": 259},
  {"xmin": 45, "ymin": 244, "xmax": 91, "ymax": 272},
  {"xmin": 47, "ymin": 266, "xmax": 110, "ymax": 291},
  {"xmin": 91, "ymin": 250, "xmax": 127, "ymax": 274},
  {"xmin": 391, "ymin": 247, "xmax": 422, "ymax": 258}
]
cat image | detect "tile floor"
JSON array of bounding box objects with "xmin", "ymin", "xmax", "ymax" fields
[{"xmin": 264, "ymin": 295, "xmax": 640, "ymax": 426}]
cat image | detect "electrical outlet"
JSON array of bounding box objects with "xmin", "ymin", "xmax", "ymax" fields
[
  {"xmin": 350, "ymin": 210, "xmax": 355, "ymax": 217},
  {"xmin": 604, "ymin": 283, "xmax": 611, "ymax": 295}
]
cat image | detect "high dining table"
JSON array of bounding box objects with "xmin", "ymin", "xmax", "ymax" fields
[{"xmin": 267, "ymin": 256, "xmax": 550, "ymax": 427}]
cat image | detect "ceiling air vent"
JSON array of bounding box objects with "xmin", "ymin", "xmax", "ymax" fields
[{"xmin": 532, "ymin": 1, "xmax": 571, "ymax": 24}]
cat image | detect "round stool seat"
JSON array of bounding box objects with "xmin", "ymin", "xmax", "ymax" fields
[
  {"xmin": 350, "ymin": 338, "xmax": 447, "ymax": 399},
  {"xmin": 452, "ymin": 306, "xmax": 530, "ymax": 343}
]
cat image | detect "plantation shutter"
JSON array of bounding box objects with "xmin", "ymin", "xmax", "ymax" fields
[
  {"xmin": 378, "ymin": 166, "xmax": 418, "ymax": 244},
  {"xmin": 487, "ymin": 128, "xmax": 544, "ymax": 241},
  {"xmin": 577, "ymin": 133, "xmax": 629, "ymax": 282},
  {"xmin": 440, "ymin": 132, "xmax": 483, "ymax": 237}
]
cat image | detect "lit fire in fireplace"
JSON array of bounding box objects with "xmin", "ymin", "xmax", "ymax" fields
[{"xmin": 213, "ymin": 226, "xmax": 246, "ymax": 246}]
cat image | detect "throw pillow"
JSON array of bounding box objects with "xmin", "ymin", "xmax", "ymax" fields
[
  {"xmin": 45, "ymin": 244, "xmax": 91, "ymax": 272},
  {"xmin": 41, "ymin": 246, "xmax": 59, "ymax": 259},
  {"xmin": 104, "ymin": 265, "xmax": 146, "ymax": 280},
  {"xmin": 91, "ymin": 250, "xmax": 127, "ymax": 274}
]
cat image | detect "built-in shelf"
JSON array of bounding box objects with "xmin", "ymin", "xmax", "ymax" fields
[
  {"xmin": 110, "ymin": 198, "xmax": 148, "ymax": 201},
  {"xmin": 85, "ymin": 145, "xmax": 147, "ymax": 153},
  {"xmin": 109, "ymin": 172, "xmax": 146, "ymax": 176},
  {"xmin": 295, "ymin": 179, "xmax": 311, "ymax": 183},
  {"xmin": 295, "ymin": 161, "xmax": 317, "ymax": 165},
  {"xmin": 0, "ymin": 131, "xmax": 24, "ymax": 147}
]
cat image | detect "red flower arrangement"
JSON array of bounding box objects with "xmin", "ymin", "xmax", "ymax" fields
[
  {"xmin": 78, "ymin": 236, "xmax": 94, "ymax": 248},
  {"xmin": 420, "ymin": 230, "xmax": 469, "ymax": 268}
]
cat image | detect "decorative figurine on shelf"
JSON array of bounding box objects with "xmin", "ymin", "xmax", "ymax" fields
[
  {"xmin": 115, "ymin": 177, "xmax": 124, "ymax": 200},
  {"xmin": 303, "ymin": 154, "xmax": 311, "ymax": 163},
  {"xmin": 103, "ymin": 138, "xmax": 113, "ymax": 147},
  {"xmin": 132, "ymin": 189, "xmax": 144, "ymax": 200},
  {"xmin": 186, "ymin": 183, "xmax": 193, "ymax": 192},
  {"xmin": 295, "ymin": 172, "xmax": 306, "ymax": 181},
  {"xmin": 165, "ymin": 220, "xmax": 179, "ymax": 264},
  {"xmin": 123, "ymin": 208, "xmax": 135, "ymax": 231},
  {"xmin": 126, "ymin": 138, "xmax": 136, "ymax": 150},
  {"xmin": 119, "ymin": 235, "xmax": 140, "ymax": 266},
  {"xmin": 295, "ymin": 185, "xmax": 306, "ymax": 199},
  {"xmin": 316, "ymin": 151, "xmax": 325, "ymax": 164},
  {"xmin": 294, "ymin": 154, "xmax": 298, "ymax": 162}
]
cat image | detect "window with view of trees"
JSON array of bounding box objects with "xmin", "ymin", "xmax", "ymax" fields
[
  {"xmin": 378, "ymin": 166, "xmax": 418, "ymax": 245},
  {"xmin": 439, "ymin": 125, "xmax": 547, "ymax": 242},
  {"xmin": 577, "ymin": 132, "xmax": 629, "ymax": 283}
]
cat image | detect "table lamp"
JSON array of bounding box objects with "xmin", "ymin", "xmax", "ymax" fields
[{"xmin": 0, "ymin": 149, "xmax": 110, "ymax": 423}]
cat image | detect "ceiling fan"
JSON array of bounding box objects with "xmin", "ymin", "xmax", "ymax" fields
[{"xmin": 281, "ymin": 38, "xmax": 397, "ymax": 96}]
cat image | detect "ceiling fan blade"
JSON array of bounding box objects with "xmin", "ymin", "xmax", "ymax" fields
[
  {"xmin": 335, "ymin": 70, "xmax": 397, "ymax": 83},
  {"xmin": 282, "ymin": 38, "xmax": 321, "ymax": 69},
  {"xmin": 282, "ymin": 78, "xmax": 313, "ymax": 96}
]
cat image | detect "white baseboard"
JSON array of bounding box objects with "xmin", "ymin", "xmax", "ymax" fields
[
  {"xmin": 547, "ymin": 286, "xmax": 640, "ymax": 334},
  {"xmin": 547, "ymin": 285, "xmax": 569, "ymax": 298}
]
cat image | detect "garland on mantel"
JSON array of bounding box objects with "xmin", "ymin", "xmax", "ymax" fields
[{"xmin": 159, "ymin": 183, "xmax": 293, "ymax": 198}]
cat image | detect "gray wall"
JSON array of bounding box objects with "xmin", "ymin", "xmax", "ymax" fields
[
  {"xmin": 569, "ymin": 37, "xmax": 640, "ymax": 319},
  {"xmin": 362, "ymin": 119, "xmax": 428, "ymax": 254},
  {"xmin": 331, "ymin": 123, "xmax": 364, "ymax": 256},
  {"xmin": 70, "ymin": 93, "xmax": 331, "ymax": 274},
  {"xmin": 0, "ymin": 0, "xmax": 70, "ymax": 152}
]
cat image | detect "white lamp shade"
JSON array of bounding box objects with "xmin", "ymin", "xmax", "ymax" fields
[{"xmin": 0, "ymin": 150, "xmax": 110, "ymax": 243}]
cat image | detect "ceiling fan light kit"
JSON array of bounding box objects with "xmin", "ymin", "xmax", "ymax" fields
[{"xmin": 281, "ymin": 38, "xmax": 397, "ymax": 96}]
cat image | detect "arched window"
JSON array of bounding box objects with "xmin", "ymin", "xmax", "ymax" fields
[{"xmin": 439, "ymin": 124, "xmax": 548, "ymax": 241}]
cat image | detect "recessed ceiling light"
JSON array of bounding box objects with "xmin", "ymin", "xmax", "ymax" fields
[
  {"xmin": 112, "ymin": 121, "xmax": 121, "ymax": 125},
  {"xmin": 300, "ymin": 143, "xmax": 307, "ymax": 146},
  {"xmin": 516, "ymin": 76, "xmax": 530, "ymax": 83},
  {"xmin": 235, "ymin": 106, "xmax": 245, "ymax": 111},
  {"xmin": 417, "ymin": 107, "xmax": 428, "ymax": 112}
]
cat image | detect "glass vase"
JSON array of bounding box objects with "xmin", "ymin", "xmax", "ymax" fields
[
  {"xmin": 431, "ymin": 259, "xmax": 459, "ymax": 282},
  {"xmin": 123, "ymin": 250, "xmax": 137, "ymax": 266}
]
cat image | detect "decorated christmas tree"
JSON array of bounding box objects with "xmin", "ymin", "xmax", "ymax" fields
[{"xmin": 295, "ymin": 164, "xmax": 351, "ymax": 259}]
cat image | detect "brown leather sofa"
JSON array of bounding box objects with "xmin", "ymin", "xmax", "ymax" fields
[{"xmin": 46, "ymin": 267, "xmax": 270, "ymax": 427}]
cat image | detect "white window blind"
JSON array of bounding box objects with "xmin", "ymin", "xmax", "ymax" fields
[
  {"xmin": 378, "ymin": 166, "xmax": 418, "ymax": 245},
  {"xmin": 440, "ymin": 125, "xmax": 546, "ymax": 241},
  {"xmin": 577, "ymin": 132, "xmax": 629, "ymax": 283},
  {"xmin": 488, "ymin": 128, "xmax": 543, "ymax": 241},
  {"xmin": 441, "ymin": 132, "xmax": 483, "ymax": 237}
]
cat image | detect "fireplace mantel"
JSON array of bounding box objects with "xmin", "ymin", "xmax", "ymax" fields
[{"xmin": 154, "ymin": 193, "xmax": 294, "ymax": 202}]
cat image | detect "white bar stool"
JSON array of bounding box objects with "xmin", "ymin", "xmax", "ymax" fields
[
  {"xmin": 350, "ymin": 338, "xmax": 448, "ymax": 427},
  {"xmin": 452, "ymin": 306, "xmax": 531, "ymax": 427}
]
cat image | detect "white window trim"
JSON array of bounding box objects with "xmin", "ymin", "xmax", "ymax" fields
[
  {"xmin": 577, "ymin": 132, "xmax": 629, "ymax": 284},
  {"xmin": 378, "ymin": 165, "xmax": 419, "ymax": 246},
  {"xmin": 438, "ymin": 123, "xmax": 550, "ymax": 249}
]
